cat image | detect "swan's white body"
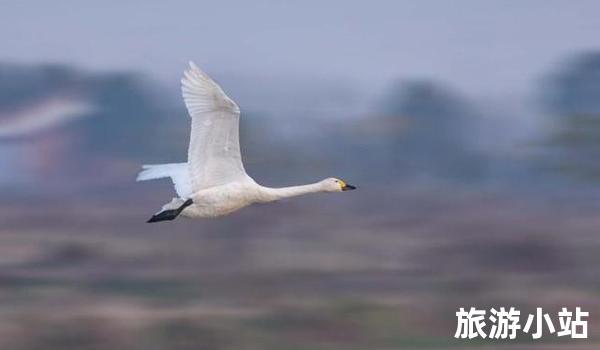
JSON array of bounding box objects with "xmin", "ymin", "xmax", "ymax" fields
[{"xmin": 137, "ymin": 62, "xmax": 354, "ymax": 221}]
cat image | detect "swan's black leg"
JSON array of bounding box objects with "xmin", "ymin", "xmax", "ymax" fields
[{"xmin": 147, "ymin": 199, "xmax": 193, "ymax": 223}]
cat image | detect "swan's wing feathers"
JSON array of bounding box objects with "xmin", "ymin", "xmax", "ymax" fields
[
  {"xmin": 181, "ymin": 62, "xmax": 240, "ymax": 115},
  {"xmin": 182, "ymin": 62, "xmax": 246, "ymax": 191}
]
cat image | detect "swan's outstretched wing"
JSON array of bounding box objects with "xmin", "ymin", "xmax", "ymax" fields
[{"xmin": 181, "ymin": 62, "xmax": 246, "ymax": 191}]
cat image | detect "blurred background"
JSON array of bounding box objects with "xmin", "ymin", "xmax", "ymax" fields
[{"xmin": 1, "ymin": 1, "xmax": 599, "ymax": 349}]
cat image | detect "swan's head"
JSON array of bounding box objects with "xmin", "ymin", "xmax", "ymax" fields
[{"xmin": 321, "ymin": 177, "xmax": 356, "ymax": 192}]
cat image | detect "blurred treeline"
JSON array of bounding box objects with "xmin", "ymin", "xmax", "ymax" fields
[{"xmin": 2, "ymin": 52, "xmax": 600, "ymax": 196}]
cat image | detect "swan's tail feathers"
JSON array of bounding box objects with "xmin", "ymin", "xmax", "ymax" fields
[
  {"xmin": 137, "ymin": 163, "xmax": 183, "ymax": 181},
  {"xmin": 136, "ymin": 163, "xmax": 192, "ymax": 198},
  {"xmin": 147, "ymin": 198, "xmax": 193, "ymax": 223}
]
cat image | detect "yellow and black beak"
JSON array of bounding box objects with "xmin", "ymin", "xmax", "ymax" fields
[{"xmin": 342, "ymin": 183, "xmax": 357, "ymax": 191}]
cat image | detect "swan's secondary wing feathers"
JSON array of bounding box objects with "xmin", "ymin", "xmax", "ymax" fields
[{"xmin": 182, "ymin": 62, "xmax": 246, "ymax": 191}]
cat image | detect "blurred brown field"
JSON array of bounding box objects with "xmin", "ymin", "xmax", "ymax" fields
[{"xmin": 1, "ymin": 186, "xmax": 598, "ymax": 349}]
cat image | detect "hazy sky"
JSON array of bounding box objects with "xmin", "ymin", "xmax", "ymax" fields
[{"xmin": 2, "ymin": 0, "xmax": 600, "ymax": 96}]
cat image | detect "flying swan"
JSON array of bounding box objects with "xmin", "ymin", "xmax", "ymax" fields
[{"xmin": 137, "ymin": 62, "xmax": 356, "ymax": 223}]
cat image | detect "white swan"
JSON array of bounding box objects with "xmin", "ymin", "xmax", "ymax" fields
[{"xmin": 137, "ymin": 62, "xmax": 355, "ymax": 223}]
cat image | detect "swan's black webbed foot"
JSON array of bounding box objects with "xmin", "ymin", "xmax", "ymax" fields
[{"xmin": 147, "ymin": 198, "xmax": 193, "ymax": 223}]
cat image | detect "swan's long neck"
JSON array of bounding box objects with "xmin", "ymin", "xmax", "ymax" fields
[{"xmin": 258, "ymin": 182, "xmax": 325, "ymax": 202}]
